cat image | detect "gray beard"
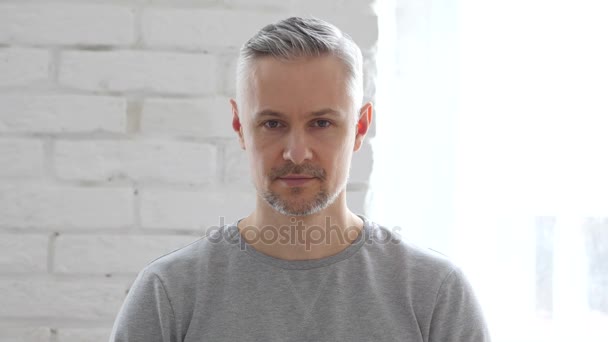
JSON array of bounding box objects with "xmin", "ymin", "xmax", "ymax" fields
[{"xmin": 261, "ymin": 180, "xmax": 345, "ymax": 217}]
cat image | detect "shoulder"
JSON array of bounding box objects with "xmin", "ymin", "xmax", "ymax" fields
[
  {"xmin": 363, "ymin": 221, "xmax": 460, "ymax": 288},
  {"xmin": 141, "ymin": 224, "xmax": 240, "ymax": 281},
  {"xmin": 364, "ymin": 221, "xmax": 490, "ymax": 339}
]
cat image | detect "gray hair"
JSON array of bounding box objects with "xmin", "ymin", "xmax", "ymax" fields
[{"xmin": 236, "ymin": 17, "xmax": 364, "ymax": 109}]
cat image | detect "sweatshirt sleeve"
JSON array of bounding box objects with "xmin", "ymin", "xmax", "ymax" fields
[
  {"xmin": 428, "ymin": 267, "xmax": 491, "ymax": 342},
  {"xmin": 109, "ymin": 269, "xmax": 178, "ymax": 342}
]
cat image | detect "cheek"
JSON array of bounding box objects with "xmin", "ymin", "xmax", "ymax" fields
[
  {"xmin": 319, "ymin": 143, "xmax": 353, "ymax": 172},
  {"xmin": 247, "ymin": 144, "xmax": 275, "ymax": 177}
]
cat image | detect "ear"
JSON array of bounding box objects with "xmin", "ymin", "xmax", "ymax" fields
[
  {"xmin": 353, "ymin": 101, "xmax": 373, "ymax": 151},
  {"xmin": 230, "ymin": 99, "xmax": 246, "ymax": 150}
]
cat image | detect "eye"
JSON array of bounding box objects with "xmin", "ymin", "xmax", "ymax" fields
[
  {"xmin": 312, "ymin": 119, "xmax": 332, "ymax": 128},
  {"xmin": 263, "ymin": 120, "xmax": 284, "ymax": 129}
]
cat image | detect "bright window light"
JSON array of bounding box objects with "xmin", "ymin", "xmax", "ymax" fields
[{"xmin": 371, "ymin": 1, "xmax": 608, "ymax": 341}]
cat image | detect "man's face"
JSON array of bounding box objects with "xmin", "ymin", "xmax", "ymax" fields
[{"xmin": 232, "ymin": 55, "xmax": 364, "ymax": 217}]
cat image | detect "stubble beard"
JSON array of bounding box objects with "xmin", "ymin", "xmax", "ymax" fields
[
  {"xmin": 260, "ymin": 163, "xmax": 348, "ymax": 217},
  {"xmin": 262, "ymin": 180, "xmax": 346, "ymax": 217}
]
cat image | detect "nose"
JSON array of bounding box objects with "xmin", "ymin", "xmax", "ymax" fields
[{"xmin": 282, "ymin": 130, "xmax": 313, "ymax": 165}]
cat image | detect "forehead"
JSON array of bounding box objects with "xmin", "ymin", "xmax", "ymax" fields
[{"xmin": 245, "ymin": 55, "xmax": 353, "ymax": 117}]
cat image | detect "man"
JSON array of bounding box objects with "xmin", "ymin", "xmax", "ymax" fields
[{"xmin": 110, "ymin": 17, "xmax": 491, "ymax": 341}]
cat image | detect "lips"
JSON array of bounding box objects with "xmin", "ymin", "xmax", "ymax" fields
[
  {"xmin": 277, "ymin": 175, "xmax": 316, "ymax": 186},
  {"xmin": 279, "ymin": 174, "xmax": 314, "ymax": 180}
]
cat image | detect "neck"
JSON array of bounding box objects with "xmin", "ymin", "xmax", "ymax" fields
[{"xmin": 237, "ymin": 192, "xmax": 364, "ymax": 261}]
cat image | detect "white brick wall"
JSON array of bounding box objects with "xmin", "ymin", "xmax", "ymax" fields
[
  {"xmin": 0, "ymin": 139, "xmax": 45, "ymax": 178},
  {"xmin": 0, "ymin": 1, "xmax": 377, "ymax": 340},
  {"xmin": 0, "ymin": 326, "xmax": 51, "ymax": 342},
  {"xmin": 54, "ymin": 140, "xmax": 217, "ymax": 184},
  {"xmin": 0, "ymin": 234, "xmax": 49, "ymax": 273},
  {"xmin": 0, "ymin": 4, "xmax": 135, "ymax": 46},
  {"xmin": 56, "ymin": 328, "xmax": 112, "ymax": 342},
  {"xmin": 0, "ymin": 94, "xmax": 127, "ymax": 133},
  {"xmin": 0, "ymin": 183, "xmax": 134, "ymax": 229},
  {"xmin": 54, "ymin": 234, "xmax": 199, "ymax": 274},
  {"xmin": 140, "ymin": 188, "xmax": 256, "ymax": 230},
  {"xmin": 223, "ymin": 137, "xmax": 252, "ymax": 185},
  {"xmin": 0, "ymin": 278, "xmax": 126, "ymax": 319},
  {"xmin": 141, "ymin": 97, "xmax": 234, "ymax": 138},
  {"xmin": 59, "ymin": 50, "xmax": 218, "ymax": 94},
  {"xmin": 141, "ymin": 9, "xmax": 286, "ymax": 49},
  {"xmin": 0, "ymin": 48, "xmax": 50, "ymax": 87}
]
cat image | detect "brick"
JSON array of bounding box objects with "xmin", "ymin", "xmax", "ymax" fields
[
  {"xmin": 141, "ymin": 97, "xmax": 234, "ymax": 138},
  {"xmin": 144, "ymin": 0, "xmax": 220, "ymax": 4},
  {"xmin": 225, "ymin": 0, "xmax": 292, "ymax": 10},
  {"xmin": 56, "ymin": 327, "xmax": 111, "ymax": 342},
  {"xmin": 0, "ymin": 183, "xmax": 133, "ymax": 229},
  {"xmin": 54, "ymin": 234, "xmax": 197, "ymax": 274},
  {"xmin": 223, "ymin": 56, "xmax": 238, "ymax": 97},
  {"xmin": 0, "ymin": 4, "xmax": 134, "ymax": 46},
  {"xmin": 0, "ymin": 94, "xmax": 126, "ymax": 133},
  {"xmin": 349, "ymin": 140, "xmax": 372, "ymax": 184},
  {"xmin": 291, "ymin": 0, "xmax": 376, "ymax": 13},
  {"xmin": 140, "ymin": 188, "xmax": 255, "ymax": 230},
  {"xmin": 142, "ymin": 9, "xmax": 284, "ymax": 49},
  {"xmin": 0, "ymin": 47, "xmax": 49, "ymax": 87},
  {"xmin": 223, "ymin": 138, "xmax": 251, "ymax": 186},
  {"xmin": 0, "ymin": 325, "xmax": 51, "ymax": 342},
  {"xmin": 0, "ymin": 139, "xmax": 45, "ymax": 178},
  {"xmin": 0, "ymin": 234, "xmax": 48, "ymax": 273},
  {"xmin": 59, "ymin": 50, "xmax": 217, "ymax": 95},
  {"xmin": 0, "ymin": 278, "xmax": 126, "ymax": 319},
  {"xmin": 54, "ymin": 140, "xmax": 216, "ymax": 184}
]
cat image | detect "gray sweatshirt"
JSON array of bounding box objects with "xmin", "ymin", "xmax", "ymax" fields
[{"xmin": 110, "ymin": 216, "xmax": 491, "ymax": 341}]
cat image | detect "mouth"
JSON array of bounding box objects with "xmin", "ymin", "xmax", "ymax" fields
[{"xmin": 277, "ymin": 174, "xmax": 316, "ymax": 186}]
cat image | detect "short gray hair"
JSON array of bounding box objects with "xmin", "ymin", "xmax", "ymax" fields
[{"xmin": 236, "ymin": 17, "xmax": 364, "ymax": 109}]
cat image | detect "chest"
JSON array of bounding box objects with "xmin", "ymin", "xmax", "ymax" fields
[{"xmin": 181, "ymin": 269, "xmax": 430, "ymax": 342}]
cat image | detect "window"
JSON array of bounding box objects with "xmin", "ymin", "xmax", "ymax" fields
[{"xmin": 371, "ymin": 1, "xmax": 608, "ymax": 341}]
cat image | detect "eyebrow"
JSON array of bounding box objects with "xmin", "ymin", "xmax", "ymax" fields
[{"xmin": 255, "ymin": 108, "xmax": 341, "ymax": 118}]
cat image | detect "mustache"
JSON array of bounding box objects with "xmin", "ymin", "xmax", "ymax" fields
[{"xmin": 269, "ymin": 163, "xmax": 326, "ymax": 181}]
